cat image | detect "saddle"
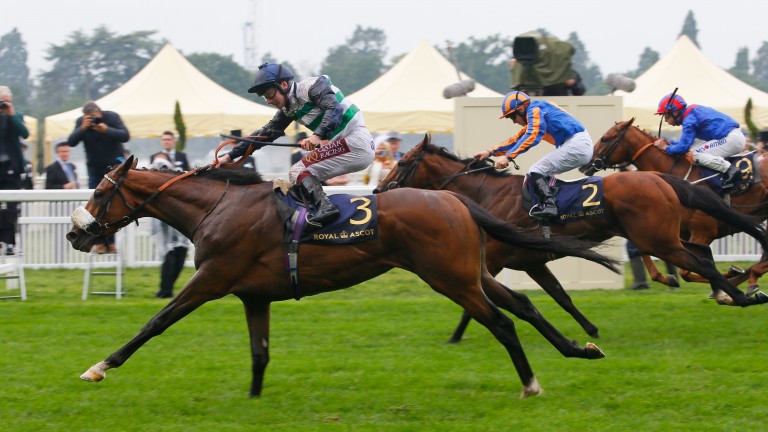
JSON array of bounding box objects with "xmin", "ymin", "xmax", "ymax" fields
[
  {"xmin": 271, "ymin": 180, "xmax": 379, "ymax": 300},
  {"xmin": 698, "ymin": 152, "xmax": 759, "ymax": 196},
  {"xmin": 522, "ymin": 176, "xmax": 607, "ymax": 224}
]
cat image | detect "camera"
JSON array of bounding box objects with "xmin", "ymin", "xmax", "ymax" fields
[
  {"xmin": 89, "ymin": 115, "xmax": 104, "ymax": 125},
  {"xmin": 0, "ymin": 101, "xmax": 8, "ymax": 109}
]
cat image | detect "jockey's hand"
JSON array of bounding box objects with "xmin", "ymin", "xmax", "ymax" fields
[
  {"xmin": 474, "ymin": 150, "xmax": 491, "ymax": 161},
  {"xmin": 214, "ymin": 154, "xmax": 231, "ymax": 168},
  {"xmin": 495, "ymin": 157, "xmax": 510, "ymax": 170},
  {"xmin": 653, "ymin": 138, "xmax": 669, "ymax": 151},
  {"xmin": 300, "ymin": 134, "xmax": 324, "ymax": 151}
]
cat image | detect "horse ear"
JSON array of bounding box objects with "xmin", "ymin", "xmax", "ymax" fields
[
  {"xmin": 415, "ymin": 134, "xmax": 429, "ymax": 152},
  {"xmin": 628, "ymin": 117, "xmax": 636, "ymax": 127},
  {"xmin": 130, "ymin": 157, "xmax": 138, "ymax": 169}
]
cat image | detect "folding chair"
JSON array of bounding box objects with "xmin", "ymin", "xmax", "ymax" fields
[
  {"xmin": 82, "ymin": 247, "xmax": 124, "ymax": 300},
  {"xmin": 0, "ymin": 250, "xmax": 26, "ymax": 301}
]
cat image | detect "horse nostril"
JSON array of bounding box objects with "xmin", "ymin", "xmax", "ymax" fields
[
  {"xmin": 66, "ymin": 231, "xmax": 77, "ymax": 242},
  {"xmin": 372, "ymin": 188, "xmax": 380, "ymax": 194}
]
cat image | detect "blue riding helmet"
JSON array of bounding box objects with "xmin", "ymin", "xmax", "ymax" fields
[{"xmin": 248, "ymin": 63, "xmax": 295, "ymax": 95}]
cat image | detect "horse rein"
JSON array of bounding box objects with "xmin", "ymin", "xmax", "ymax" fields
[{"xmin": 81, "ymin": 140, "xmax": 262, "ymax": 238}]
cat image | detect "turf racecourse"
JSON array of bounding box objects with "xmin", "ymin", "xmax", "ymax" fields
[{"xmin": 1, "ymin": 264, "xmax": 767, "ymax": 431}]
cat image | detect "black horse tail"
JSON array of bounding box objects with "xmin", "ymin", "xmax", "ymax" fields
[
  {"xmin": 450, "ymin": 193, "xmax": 620, "ymax": 274},
  {"xmin": 657, "ymin": 173, "xmax": 768, "ymax": 254}
]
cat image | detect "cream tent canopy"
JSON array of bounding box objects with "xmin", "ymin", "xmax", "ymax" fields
[
  {"xmin": 23, "ymin": 115, "xmax": 37, "ymax": 143},
  {"xmin": 615, "ymin": 35, "xmax": 768, "ymax": 131},
  {"xmin": 347, "ymin": 40, "xmax": 503, "ymax": 134},
  {"xmin": 44, "ymin": 44, "xmax": 276, "ymax": 143}
]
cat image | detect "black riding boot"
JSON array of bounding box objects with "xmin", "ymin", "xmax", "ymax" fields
[
  {"xmin": 529, "ymin": 173, "xmax": 558, "ymax": 219},
  {"xmin": 721, "ymin": 164, "xmax": 740, "ymax": 191},
  {"xmin": 300, "ymin": 175, "xmax": 340, "ymax": 227}
]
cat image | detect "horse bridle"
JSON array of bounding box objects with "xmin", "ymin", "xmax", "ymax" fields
[
  {"xmin": 80, "ymin": 171, "xmax": 152, "ymax": 237},
  {"xmin": 586, "ymin": 121, "xmax": 634, "ymax": 172}
]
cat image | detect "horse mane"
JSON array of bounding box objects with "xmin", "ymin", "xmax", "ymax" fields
[
  {"xmin": 137, "ymin": 167, "xmax": 267, "ymax": 185},
  {"xmin": 422, "ymin": 142, "xmax": 517, "ymax": 178}
]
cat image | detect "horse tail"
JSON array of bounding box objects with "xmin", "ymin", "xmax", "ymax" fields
[
  {"xmin": 450, "ymin": 193, "xmax": 620, "ymax": 274},
  {"xmin": 656, "ymin": 173, "xmax": 768, "ymax": 253}
]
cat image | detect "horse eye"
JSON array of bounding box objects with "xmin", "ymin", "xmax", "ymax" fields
[
  {"xmin": 600, "ymin": 137, "xmax": 609, "ymax": 143},
  {"xmin": 397, "ymin": 160, "xmax": 406, "ymax": 167},
  {"xmin": 93, "ymin": 189, "xmax": 104, "ymax": 199}
]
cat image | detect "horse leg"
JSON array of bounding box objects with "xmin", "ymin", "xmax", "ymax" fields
[
  {"xmin": 80, "ymin": 273, "xmax": 226, "ymax": 382},
  {"xmin": 525, "ymin": 265, "xmax": 599, "ymax": 338},
  {"xmin": 669, "ymin": 241, "xmax": 768, "ymax": 307},
  {"xmin": 240, "ymin": 300, "xmax": 271, "ymax": 397},
  {"xmin": 480, "ymin": 272, "xmax": 604, "ymax": 359},
  {"xmin": 745, "ymin": 261, "xmax": 768, "ymax": 296},
  {"xmin": 642, "ymin": 255, "xmax": 680, "ymax": 287},
  {"xmin": 447, "ymin": 310, "xmax": 472, "ymax": 344}
]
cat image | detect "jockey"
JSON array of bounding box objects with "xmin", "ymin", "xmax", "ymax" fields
[
  {"xmin": 652, "ymin": 93, "xmax": 745, "ymax": 191},
  {"xmin": 215, "ymin": 63, "xmax": 374, "ymax": 227},
  {"xmin": 474, "ymin": 91, "xmax": 593, "ymax": 219}
]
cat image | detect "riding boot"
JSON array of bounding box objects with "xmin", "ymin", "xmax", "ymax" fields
[
  {"xmin": 721, "ymin": 164, "xmax": 740, "ymax": 191},
  {"xmin": 528, "ymin": 173, "xmax": 558, "ymax": 219},
  {"xmin": 629, "ymin": 256, "xmax": 649, "ymax": 290},
  {"xmin": 299, "ymin": 174, "xmax": 340, "ymax": 227}
]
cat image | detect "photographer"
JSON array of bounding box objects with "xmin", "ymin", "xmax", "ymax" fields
[
  {"xmin": 0, "ymin": 86, "xmax": 29, "ymax": 255},
  {"xmin": 68, "ymin": 101, "xmax": 130, "ymax": 253}
]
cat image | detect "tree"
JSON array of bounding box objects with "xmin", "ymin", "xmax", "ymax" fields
[
  {"xmin": 567, "ymin": 32, "xmax": 605, "ymax": 95},
  {"xmin": 635, "ymin": 47, "xmax": 660, "ymax": 76},
  {"xmin": 439, "ymin": 34, "xmax": 513, "ymax": 93},
  {"xmin": 745, "ymin": 98, "xmax": 759, "ymax": 143},
  {"xmin": 732, "ymin": 47, "xmax": 750, "ymax": 74},
  {"xmin": 679, "ymin": 10, "xmax": 700, "ymax": 47},
  {"xmin": 173, "ymin": 101, "xmax": 187, "ymax": 151},
  {"xmin": 186, "ymin": 52, "xmax": 253, "ymax": 96},
  {"xmin": 0, "ymin": 28, "xmax": 31, "ymax": 109},
  {"xmin": 320, "ymin": 26, "xmax": 387, "ymax": 94},
  {"xmin": 752, "ymin": 41, "xmax": 768, "ymax": 86},
  {"xmin": 37, "ymin": 26, "xmax": 163, "ymax": 114}
]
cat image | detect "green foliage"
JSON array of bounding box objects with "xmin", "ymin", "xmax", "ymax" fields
[
  {"xmin": 36, "ymin": 26, "xmax": 163, "ymax": 115},
  {"xmin": 2, "ymin": 265, "xmax": 767, "ymax": 430},
  {"xmin": 173, "ymin": 101, "xmax": 187, "ymax": 150},
  {"xmin": 439, "ymin": 34, "xmax": 513, "ymax": 93},
  {"xmin": 731, "ymin": 47, "xmax": 750, "ymax": 74},
  {"xmin": 745, "ymin": 98, "xmax": 759, "ymax": 142},
  {"xmin": 752, "ymin": 41, "xmax": 768, "ymax": 84},
  {"xmin": 320, "ymin": 26, "xmax": 387, "ymax": 94},
  {"xmin": 635, "ymin": 47, "xmax": 660, "ymax": 76},
  {"xmin": 185, "ymin": 52, "xmax": 254, "ymax": 97},
  {"xmin": 679, "ymin": 10, "xmax": 700, "ymax": 47},
  {"xmin": 0, "ymin": 28, "xmax": 31, "ymax": 109},
  {"xmin": 567, "ymin": 32, "xmax": 604, "ymax": 95}
]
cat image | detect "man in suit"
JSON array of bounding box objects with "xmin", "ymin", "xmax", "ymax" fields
[
  {"xmin": 45, "ymin": 142, "xmax": 79, "ymax": 190},
  {"xmin": 151, "ymin": 131, "xmax": 189, "ymax": 171}
]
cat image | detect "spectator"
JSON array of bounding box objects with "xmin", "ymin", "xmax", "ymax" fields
[
  {"xmin": 44, "ymin": 142, "xmax": 79, "ymax": 189},
  {"xmin": 67, "ymin": 101, "xmax": 130, "ymax": 253},
  {"xmin": 151, "ymin": 131, "xmax": 189, "ymax": 171},
  {"xmin": 0, "ymin": 86, "xmax": 28, "ymax": 255},
  {"xmin": 149, "ymin": 153, "xmax": 190, "ymax": 298},
  {"xmin": 363, "ymin": 140, "xmax": 395, "ymax": 185},
  {"xmin": 384, "ymin": 132, "xmax": 404, "ymax": 161}
]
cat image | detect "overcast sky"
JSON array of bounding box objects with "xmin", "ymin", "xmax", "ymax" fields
[{"xmin": 5, "ymin": 0, "xmax": 767, "ymax": 81}]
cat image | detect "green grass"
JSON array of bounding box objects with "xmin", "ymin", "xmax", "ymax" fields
[{"xmin": 1, "ymin": 264, "xmax": 768, "ymax": 431}]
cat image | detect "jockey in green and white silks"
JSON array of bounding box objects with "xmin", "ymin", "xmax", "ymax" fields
[{"xmin": 219, "ymin": 63, "xmax": 374, "ymax": 227}]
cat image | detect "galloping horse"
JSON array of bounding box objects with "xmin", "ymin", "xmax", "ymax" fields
[
  {"xmin": 375, "ymin": 136, "xmax": 768, "ymax": 341},
  {"xmin": 581, "ymin": 118, "xmax": 768, "ymax": 292},
  {"xmin": 66, "ymin": 156, "xmax": 620, "ymax": 398}
]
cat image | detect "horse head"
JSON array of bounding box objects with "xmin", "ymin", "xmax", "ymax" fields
[
  {"xmin": 67, "ymin": 156, "xmax": 140, "ymax": 252},
  {"xmin": 579, "ymin": 118, "xmax": 637, "ymax": 175},
  {"xmin": 374, "ymin": 134, "xmax": 432, "ymax": 193}
]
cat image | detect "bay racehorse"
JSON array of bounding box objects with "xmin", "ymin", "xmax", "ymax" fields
[
  {"xmin": 66, "ymin": 156, "xmax": 621, "ymax": 398},
  {"xmin": 375, "ymin": 136, "xmax": 768, "ymax": 342},
  {"xmin": 581, "ymin": 118, "xmax": 768, "ymax": 293}
]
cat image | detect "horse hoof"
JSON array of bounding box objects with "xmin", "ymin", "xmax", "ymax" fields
[
  {"xmin": 80, "ymin": 361, "xmax": 107, "ymax": 382},
  {"xmin": 585, "ymin": 342, "xmax": 606, "ymax": 359},
  {"xmin": 747, "ymin": 285, "xmax": 761, "ymax": 297},
  {"xmin": 715, "ymin": 292, "xmax": 735, "ymax": 306},
  {"xmin": 727, "ymin": 265, "xmax": 746, "ymax": 276},
  {"xmin": 667, "ymin": 275, "xmax": 680, "ymax": 288},
  {"xmin": 754, "ymin": 291, "xmax": 768, "ymax": 304},
  {"xmin": 520, "ymin": 377, "xmax": 542, "ymax": 398}
]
